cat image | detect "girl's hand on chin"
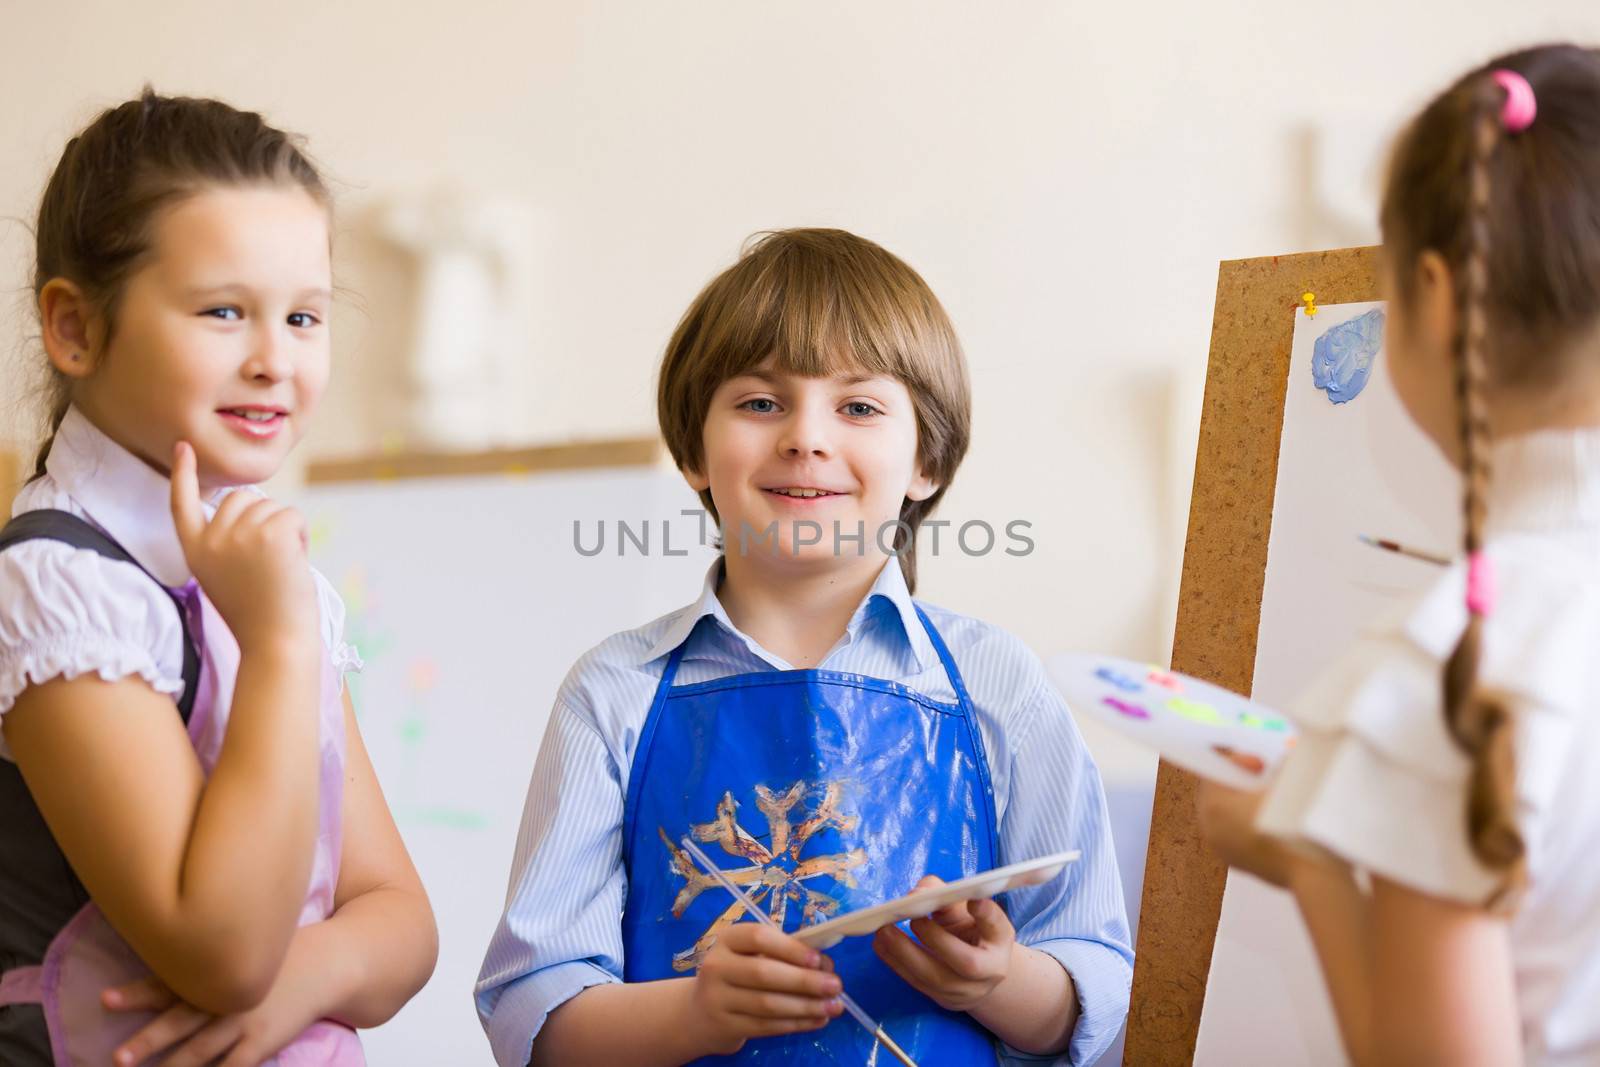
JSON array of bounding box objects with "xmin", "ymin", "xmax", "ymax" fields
[{"xmin": 168, "ymin": 440, "xmax": 317, "ymax": 655}]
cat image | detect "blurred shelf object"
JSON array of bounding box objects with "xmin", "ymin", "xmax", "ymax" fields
[{"xmin": 373, "ymin": 184, "xmax": 539, "ymax": 451}]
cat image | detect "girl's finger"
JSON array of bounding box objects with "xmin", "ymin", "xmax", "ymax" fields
[
  {"xmin": 263, "ymin": 507, "xmax": 309, "ymax": 548},
  {"xmin": 102, "ymin": 974, "xmax": 176, "ymax": 1013},
  {"xmin": 167, "ymin": 442, "xmax": 204, "ymax": 549},
  {"xmin": 207, "ymin": 488, "xmax": 259, "ymax": 530},
  {"xmin": 217, "ymin": 1035, "xmax": 272, "ymax": 1067},
  {"xmin": 159, "ymin": 1017, "xmax": 244, "ymax": 1067},
  {"xmin": 111, "ymin": 1004, "xmax": 210, "ymax": 1067},
  {"xmin": 227, "ymin": 495, "xmax": 286, "ymax": 530}
]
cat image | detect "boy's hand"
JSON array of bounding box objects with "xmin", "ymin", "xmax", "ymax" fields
[
  {"xmin": 691, "ymin": 923, "xmax": 844, "ymax": 1055},
  {"xmin": 872, "ymin": 876, "xmax": 1016, "ymax": 1013},
  {"xmin": 1196, "ymin": 781, "xmax": 1295, "ymax": 888}
]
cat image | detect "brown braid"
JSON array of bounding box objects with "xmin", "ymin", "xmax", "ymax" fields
[
  {"xmin": 29, "ymin": 385, "xmax": 72, "ymax": 482},
  {"xmin": 1440, "ymin": 75, "xmax": 1526, "ymax": 908},
  {"xmin": 1384, "ymin": 45, "xmax": 1600, "ymax": 908}
]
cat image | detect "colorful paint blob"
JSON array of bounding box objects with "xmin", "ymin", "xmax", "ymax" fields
[
  {"xmin": 1052, "ymin": 652, "xmax": 1296, "ymax": 790},
  {"xmin": 1146, "ymin": 668, "xmax": 1182, "ymax": 691},
  {"xmin": 1167, "ymin": 697, "xmax": 1222, "ymax": 724},
  {"xmin": 1086, "ymin": 661, "xmax": 1288, "ymax": 732},
  {"xmin": 1095, "ymin": 666, "xmax": 1143, "ymax": 693},
  {"xmin": 1103, "ymin": 696, "xmax": 1151, "ymax": 720},
  {"xmin": 1312, "ymin": 307, "xmax": 1385, "ymax": 404}
]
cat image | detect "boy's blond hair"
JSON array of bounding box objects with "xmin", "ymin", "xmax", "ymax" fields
[{"xmin": 657, "ymin": 228, "xmax": 970, "ymax": 592}]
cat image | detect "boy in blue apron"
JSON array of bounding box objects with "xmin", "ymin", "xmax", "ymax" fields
[{"xmin": 476, "ymin": 229, "xmax": 1132, "ymax": 1066}]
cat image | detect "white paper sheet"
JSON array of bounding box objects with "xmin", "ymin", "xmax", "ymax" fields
[{"xmin": 1194, "ymin": 301, "xmax": 1459, "ymax": 1065}]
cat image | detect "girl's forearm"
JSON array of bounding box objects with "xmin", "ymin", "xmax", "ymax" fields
[
  {"xmin": 163, "ymin": 641, "xmax": 323, "ymax": 1007},
  {"xmin": 969, "ymin": 944, "xmax": 1079, "ymax": 1055},
  {"xmin": 533, "ymin": 978, "xmax": 718, "ymax": 1067},
  {"xmin": 1289, "ymin": 858, "xmax": 1374, "ymax": 1067},
  {"xmin": 285, "ymin": 883, "xmax": 439, "ymax": 1029}
]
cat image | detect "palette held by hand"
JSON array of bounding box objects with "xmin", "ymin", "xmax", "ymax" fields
[
  {"xmin": 791, "ymin": 851, "xmax": 1080, "ymax": 950},
  {"xmin": 1046, "ymin": 653, "xmax": 1296, "ymax": 789}
]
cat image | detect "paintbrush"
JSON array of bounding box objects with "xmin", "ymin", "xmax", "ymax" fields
[
  {"xmin": 678, "ymin": 835, "xmax": 919, "ymax": 1067},
  {"xmin": 1357, "ymin": 533, "xmax": 1449, "ymax": 567}
]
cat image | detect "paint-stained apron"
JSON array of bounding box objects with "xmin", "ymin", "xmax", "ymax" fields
[{"xmin": 621, "ymin": 605, "xmax": 1002, "ymax": 1064}]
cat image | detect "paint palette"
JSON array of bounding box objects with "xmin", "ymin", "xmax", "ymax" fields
[
  {"xmin": 791, "ymin": 851, "xmax": 1081, "ymax": 950},
  {"xmin": 1046, "ymin": 653, "xmax": 1296, "ymax": 790}
]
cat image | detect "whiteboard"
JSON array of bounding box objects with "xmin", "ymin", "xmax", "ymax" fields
[
  {"xmin": 1193, "ymin": 302, "xmax": 1460, "ymax": 1064},
  {"xmin": 294, "ymin": 463, "xmax": 715, "ymax": 1065}
]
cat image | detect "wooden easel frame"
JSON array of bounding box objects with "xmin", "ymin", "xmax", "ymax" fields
[
  {"xmin": 1, "ymin": 449, "xmax": 21, "ymax": 518},
  {"xmin": 1123, "ymin": 246, "xmax": 1379, "ymax": 1065}
]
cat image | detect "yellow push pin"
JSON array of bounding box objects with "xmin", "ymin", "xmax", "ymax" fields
[{"xmin": 1302, "ymin": 290, "xmax": 1318, "ymax": 317}]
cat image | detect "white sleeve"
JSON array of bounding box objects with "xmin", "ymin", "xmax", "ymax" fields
[
  {"xmin": 311, "ymin": 567, "xmax": 363, "ymax": 676},
  {"xmin": 1256, "ymin": 554, "xmax": 1586, "ymax": 904},
  {"xmin": 0, "ymin": 540, "xmax": 187, "ymax": 757}
]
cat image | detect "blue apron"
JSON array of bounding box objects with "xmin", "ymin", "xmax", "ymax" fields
[{"xmin": 621, "ymin": 604, "xmax": 1002, "ymax": 1065}]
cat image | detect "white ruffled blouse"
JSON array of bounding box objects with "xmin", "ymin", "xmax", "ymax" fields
[
  {"xmin": 1256, "ymin": 425, "xmax": 1600, "ymax": 1064},
  {"xmin": 0, "ymin": 408, "xmax": 360, "ymax": 760}
]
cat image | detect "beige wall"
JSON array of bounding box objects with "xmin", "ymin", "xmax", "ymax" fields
[
  {"xmin": 4, "ymin": 0, "xmax": 1599, "ymax": 668},
  {"xmin": 8, "ymin": 7, "xmax": 1600, "ymax": 1063}
]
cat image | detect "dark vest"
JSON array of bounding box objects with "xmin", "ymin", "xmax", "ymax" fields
[{"xmin": 0, "ymin": 510, "xmax": 197, "ymax": 1064}]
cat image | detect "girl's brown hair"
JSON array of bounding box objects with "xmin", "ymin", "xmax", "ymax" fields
[
  {"xmin": 656, "ymin": 228, "xmax": 971, "ymax": 593},
  {"xmin": 28, "ymin": 88, "xmax": 329, "ymax": 480},
  {"xmin": 1380, "ymin": 44, "xmax": 1600, "ymax": 905}
]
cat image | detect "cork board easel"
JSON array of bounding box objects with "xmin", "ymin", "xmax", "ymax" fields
[{"xmin": 1123, "ymin": 246, "xmax": 1379, "ymax": 1065}]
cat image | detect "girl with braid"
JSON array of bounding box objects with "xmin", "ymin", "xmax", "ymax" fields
[{"xmin": 1200, "ymin": 44, "xmax": 1600, "ymax": 1065}]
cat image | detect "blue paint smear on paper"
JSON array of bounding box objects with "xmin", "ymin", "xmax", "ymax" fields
[{"xmin": 1312, "ymin": 307, "xmax": 1385, "ymax": 404}]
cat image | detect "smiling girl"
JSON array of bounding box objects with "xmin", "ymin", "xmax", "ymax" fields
[{"xmin": 0, "ymin": 91, "xmax": 435, "ymax": 1066}]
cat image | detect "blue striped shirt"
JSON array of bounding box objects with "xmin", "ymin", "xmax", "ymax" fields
[{"xmin": 476, "ymin": 559, "xmax": 1132, "ymax": 1066}]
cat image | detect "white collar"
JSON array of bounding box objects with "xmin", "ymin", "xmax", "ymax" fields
[
  {"xmin": 638, "ymin": 556, "xmax": 936, "ymax": 671},
  {"xmin": 43, "ymin": 407, "xmax": 235, "ymax": 586}
]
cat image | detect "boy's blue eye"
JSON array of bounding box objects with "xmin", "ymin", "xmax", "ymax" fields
[
  {"xmin": 844, "ymin": 402, "xmax": 880, "ymax": 418},
  {"xmin": 742, "ymin": 398, "xmax": 779, "ymax": 414},
  {"xmin": 288, "ymin": 312, "xmax": 320, "ymax": 328},
  {"xmin": 202, "ymin": 307, "xmax": 242, "ymax": 321}
]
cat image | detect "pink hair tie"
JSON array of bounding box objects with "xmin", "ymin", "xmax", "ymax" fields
[
  {"xmin": 1492, "ymin": 69, "xmax": 1537, "ymax": 133},
  {"xmin": 1467, "ymin": 551, "xmax": 1498, "ymax": 617}
]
